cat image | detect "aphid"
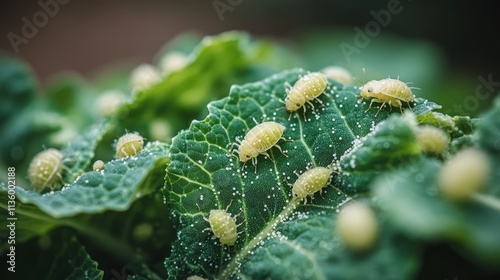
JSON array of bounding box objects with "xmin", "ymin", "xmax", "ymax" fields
[
  {"xmin": 28, "ymin": 148, "xmax": 63, "ymax": 191},
  {"xmin": 198, "ymin": 201, "xmax": 242, "ymax": 246},
  {"xmin": 96, "ymin": 90, "xmax": 126, "ymax": 117},
  {"xmin": 186, "ymin": 276, "xmax": 207, "ymax": 280},
  {"xmin": 92, "ymin": 160, "xmax": 104, "ymax": 171},
  {"xmin": 235, "ymin": 121, "xmax": 286, "ymax": 171},
  {"xmin": 416, "ymin": 125, "xmax": 449, "ymax": 155},
  {"xmin": 159, "ymin": 51, "xmax": 189, "ymax": 74},
  {"xmin": 438, "ymin": 148, "xmax": 490, "ymax": 201},
  {"xmin": 116, "ymin": 133, "xmax": 144, "ymax": 158},
  {"xmin": 149, "ymin": 119, "xmax": 171, "ymax": 141},
  {"xmin": 336, "ymin": 201, "xmax": 379, "ymax": 251},
  {"xmin": 321, "ymin": 66, "xmax": 353, "ymax": 85},
  {"xmin": 285, "ymin": 72, "xmax": 329, "ymax": 120},
  {"xmin": 291, "ymin": 166, "xmax": 334, "ymax": 203},
  {"xmin": 130, "ymin": 63, "xmax": 160, "ymax": 91},
  {"xmin": 359, "ymin": 78, "xmax": 415, "ymax": 116}
]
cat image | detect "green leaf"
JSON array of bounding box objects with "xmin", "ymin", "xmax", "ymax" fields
[
  {"xmin": 61, "ymin": 120, "xmax": 112, "ymax": 184},
  {"xmin": 239, "ymin": 216, "xmax": 420, "ymax": 280},
  {"xmin": 45, "ymin": 236, "xmax": 103, "ymax": 280},
  {"xmin": 164, "ymin": 69, "xmax": 428, "ymax": 279},
  {"xmin": 372, "ymin": 158, "xmax": 500, "ymax": 264},
  {"xmin": 0, "ymin": 55, "xmax": 37, "ymax": 123},
  {"xmin": 4, "ymin": 141, "xmax": 169, "ymax": 218},
  {"xmin": 2, "ymin": 231, "xmax": 103, "ymax": 279},
  {"xmin": 335, "ymin": 114, "xmax": 421, "ymax": 194},
  {"xmin": 117, "ymin": 31, "xmax": 298, "ymax": 142},
  {"xmin": 476, "ymin": 97, "xmax": 500, "ymax": 153}
]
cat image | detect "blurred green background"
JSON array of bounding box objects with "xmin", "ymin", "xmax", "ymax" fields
[{"xmin": 0, "ymin": 0, "xmax": 498, "ymax": 108}]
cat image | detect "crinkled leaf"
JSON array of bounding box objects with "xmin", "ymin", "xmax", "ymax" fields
[
  {"xmin": 372, "ymin": 157, "xmax": 500, "ymax": 264},
  {"xmin": 45, "ymin": 236, "xmax": 103, "ymax": 280},
  {"xmin": 164, "ymin": 68, "xmax": 429, "ymax": 279},
  {"xmin": 8, "ymin": 141, "xmax": 168, "ymax": 218},
  {"xmin": 117, "ymin": 31, "xmax": 298, "ymax": 141},
  {"xmin": 1, "ymin": 231, "xmax": 103, "ymax": 279},
  {"xmin": 416, "ymin": 108, "xmax": 476, "ymax": 139},
  {"xmin": 239, "ymin": 216, "xmax": 420, "ymax": 280},
  {"xmin": 61, "ymin": 120, "xmax": 112, "ymax": 183},
  {"xmin": 476, "ymin": 97, "xmax": 500, "ymax": 153},
  {"xmin": 334, "ymin": 114, "xmax": 421, "ymax": 194}
]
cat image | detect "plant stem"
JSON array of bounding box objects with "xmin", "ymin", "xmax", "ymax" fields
[{"xmin": 218, "ymin": 199, "xmax": 300, "ymax": 279}]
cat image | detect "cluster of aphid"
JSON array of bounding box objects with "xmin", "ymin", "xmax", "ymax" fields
[
  {"xmin": 198, "ymin": 70, "xmax": 490, "ymax": 254},
  {"xmin": 28, "ymin": 132, "xmax": 144, "ymax": 191},
  {"xmin": 199, "ymin": 70, "xmax": 410, "ymax": 249}
]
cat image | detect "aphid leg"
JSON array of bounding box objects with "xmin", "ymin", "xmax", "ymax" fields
[
  {"xmin": 306, "ymin": 100, "xmax": 316, "ymax": 109},
  {"xmin": 228, "ymin": 141, "xmax": 240, "ymax": 157},
  {"xmin": 375, "ymin": 101, "xmax": 387, "ymax": 117},
  {"xmin": 302, "ymin": 105, "xmax": 308, "ymax": 121},
  {"xmin": 315, "ymin": 97, "xmax": 325, "ymax": 106},
  {"xmin": 252, "ymin": 157, "xmax": 258, "ymax": 173},
  {"xmin": 328, "ymin": 159, "xmax": 341, "ymax": 174},
  {"xmin": 364, "ymin": 99, "xmax": 376, "ymax": 113},
  {"xmin": 274, "ymin": 143, "xmax": 288, "ymax": 157},
  {"xmin": 260, "ymin": 150, "xmax": 271, "ymax": 160},
  {"xmin": 302, "ymin": 197, "xmax": 308, "ymax": 205},
  {"xmin": 241, "ymin": 161, "xmax": 248, "ymax": 171},
  {"xmin": 406, "ymin": 100, "xmax": 413, "ymax": 110}
]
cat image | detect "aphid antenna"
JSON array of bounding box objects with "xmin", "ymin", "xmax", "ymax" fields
[
  {"xmin": 225, "ymin": 199, "xmax": 234, "ymax": 212},
  {"xmin": 352, "ymin": 74, "xmax": 365, "ymax": 87},
  {"xmin": 327, "ymin": 159, "xmax": 341, "ymax": 174},
  {"xmin": 196, "ymin": 203, "xmax": 209, "ymax": 222}
]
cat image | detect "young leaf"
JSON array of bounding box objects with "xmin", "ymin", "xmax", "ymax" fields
[{"xmin": 3, "ymin": 141, "xmax": 169, "ymax": 218}]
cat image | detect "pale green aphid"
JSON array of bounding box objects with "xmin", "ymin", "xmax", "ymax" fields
[
  {"xmin": 28, "ymin": 148, "xmax": 63, "ymax": 191},
  {"xmin": 130, "ymin": 63, "xmax": 160, "ymax": 91},
  {"xmin": 285, "ymin": 72, "xmax": 329, "ymax": 119},
  {"xmin": 438, "ymin": 148, "xmax": 490, "ymax": 201},
  {"xmin": 116, "ymin": 133, "xmax": 144, "ymax": 158},
  {"xmin": 235, "ymin": 121, "xmax": 286, "ymax": 171},
  {"xmin": 321, "ymin": 66, "xmax": 353, "ymax": 85},
  {"xmin": 291, "ymin": 166, "xmax": 333, "ymax": 203},
  {"xmin": 336, "ymin": 201, "xmax": 379, "ymax": 251},
  {"xmin": 96, "ymin": 90, "xmax": 126, "ymax": 117},
  {"xmin": 159, "ymin": 51, "xmax": 189, "ymax": 74},
  {"xmin": 416, "ymin": 125, "xmax": 449, "ymax": 155},
  {"xmin": 92, "ymin": 160, "xmax": 104, "ymax": 171},
  {"xmin": 360, "ymin": 78, "xmax": 415, "ymax": 116},
  {"xmin": 198, "ymin": 201, "xmax": 242, "ymax": 246}
]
